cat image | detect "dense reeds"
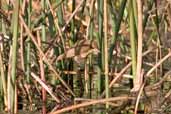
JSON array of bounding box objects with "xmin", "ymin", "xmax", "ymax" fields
[{"xmin": 0, "ymin": 0, "xmax": 171, "ymax": 114}]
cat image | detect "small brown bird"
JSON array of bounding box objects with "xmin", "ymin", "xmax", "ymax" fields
[{"xmin": 56, "ymin": 39, "xmax": 99, "ymax": 64}]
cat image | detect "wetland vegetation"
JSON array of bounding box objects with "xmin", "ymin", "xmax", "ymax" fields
[{"xmin": 0, "ymin": 0, "xmax": 171, "ymax": 114}]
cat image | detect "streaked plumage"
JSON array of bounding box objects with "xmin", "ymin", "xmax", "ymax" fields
[{"xmin": 56, "ymin": 39, "xmax": 99, "ymax": 64}]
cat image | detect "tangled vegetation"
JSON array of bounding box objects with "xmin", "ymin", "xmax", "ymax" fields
[{"xmin": 0, "ymin": 0, "xmax": 171, "ymax": 114}]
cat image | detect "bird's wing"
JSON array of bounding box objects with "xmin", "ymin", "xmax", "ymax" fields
[{"xmin": 56, "ymin": 48, "xmax": 76, "ymax": 61}]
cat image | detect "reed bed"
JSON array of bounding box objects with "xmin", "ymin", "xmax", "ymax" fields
[{"xmin": 0, "ymin": 0, "xmax": 171, "ymax": 114}]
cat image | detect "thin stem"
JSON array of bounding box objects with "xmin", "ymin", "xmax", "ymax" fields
[
  {"xmin": 133, "ymin": 0, "xmax": 143, "ymax": 92},
  {"xmin": 104, "ymin": 0, "xmax": 109, "ymax": 110},
  {"xmin": 9, "ymin": 0, "xmax": 20, "ymax": 112}
]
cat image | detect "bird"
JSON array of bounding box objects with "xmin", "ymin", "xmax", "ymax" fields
[{"xmin": 56, "ymin": 39, "xmax": 100, "ymax": 64}]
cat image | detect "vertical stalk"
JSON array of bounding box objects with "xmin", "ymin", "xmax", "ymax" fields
[
  {"xmin": 41, "ymin": 0, "xmax": 47, "ymax": 114},
  {"xmin": 41, "ymin": 0, "xmax": 46, "ymax": 43},
  {"xmin": 128, "ymin": 0, "xmax": 137, "ymax": 80},
  {"xmin": 97, "ymin": 0, "xmax": 103, "ymax": 43},
  {"xmin": 0, "ymin": 49, "xmax": 7, "ymax": 108},
  {"xmin": 104, "ymin": 0, "xmax": 109, "ymax": 111},
  {"xmin": 56, "ymin": 0, "xmax": 64, "ymax": 27},
  {"xmin": 85, "ymin": 0, "xmax": 95, "ymax": 98},
  {"xmin": 71, "ymin": 0, "xmax": 76, "ymax": 42},
  {"xmin": 154, "ymin": 0, "xmax": 162, "ymax": 79},
  {"xmin": 26, "ymin": 0, "xmax": 31, "ymax": 83},
  {"xmin": 133, "ymin": 0, "xmax": 143, "ymax": 92},
  {"xmin": 8, "ymin": 0, "xmax": 20, "ymax": 112},
  {"xmin": 0, "ymin": 0, "xmax": 8, "ymax": 109},
  {"xmin": 69, "ymin": 0, "xmax": 78, "ymax": 97},
  {"xmin": 56, "ymin": 0, "xmax": 65, "ymax": 80},
  {"xmin": 97, "ymin": 0, "xmax": 104, "ymax": 113},
  {"xmin": 97, "ymin": 0, "xmax": 103, "ymax": 96},
  {"xmin": 37, "ymin": 31, "xmax": 46, "ymax": 114},
  {"xmin": 0, "ymin": 0, "xmax": 8, "ymax": 33},
  {"xmin": 97, "ymin": 1, "xmax": 104, "ymax": 113},
  {"xmin": 132, "ymin": 0, "xmax": 138, "ymax": 28}
]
